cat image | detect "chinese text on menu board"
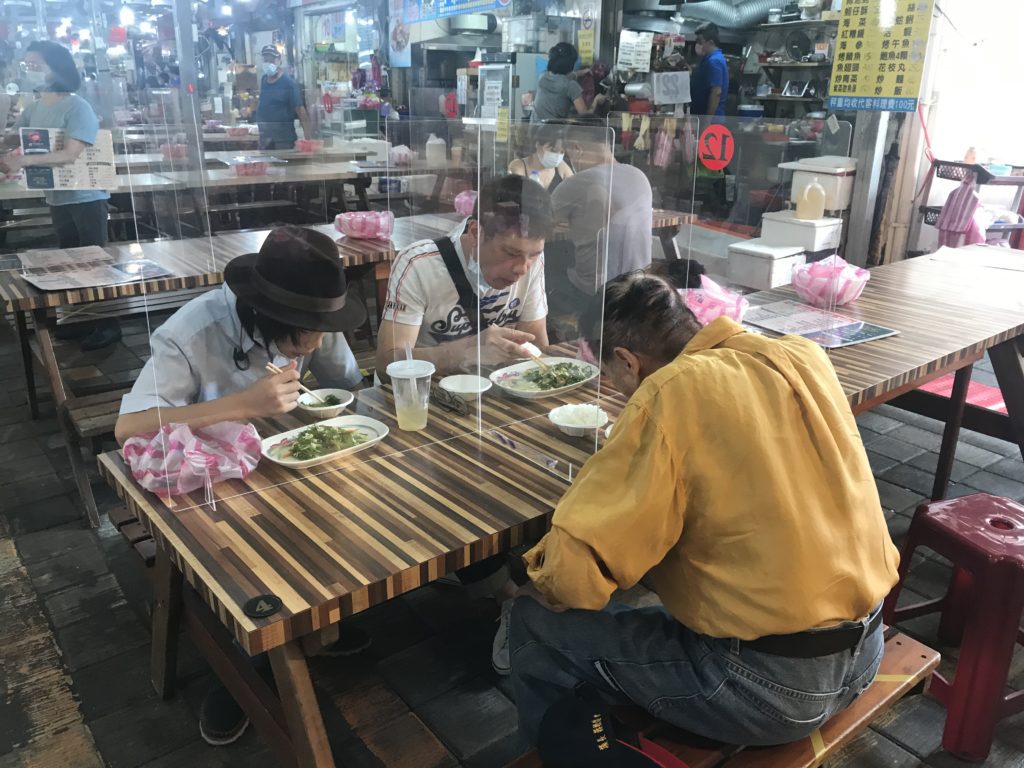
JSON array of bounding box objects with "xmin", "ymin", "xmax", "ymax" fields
[
  {"xmin": 402, "ymin": 0, "xmax": 509, "ymax": 23},
  {"xmin": 827, "ymin": 0, "xmax": 933, "ymax": 112}
]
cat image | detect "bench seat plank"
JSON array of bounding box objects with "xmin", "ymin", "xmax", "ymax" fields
[{"xmin": 506, "ymin": 632, "xmax": 939, "ymax": 768}]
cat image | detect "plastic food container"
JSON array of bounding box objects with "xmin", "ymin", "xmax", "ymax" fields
[
  {"xmin": 727, "ymin": 238, "xmax": 806, "ymax": 290},
  {"xmin": 779, "ymin": 155, "xmax": 858, "ymax": 210},
  {"xmin": 233, "ymin": 161, "xmax": 269, "ymax": 176},
  {"xmin": 226, "ymin": 126, "xmax": 252, "ymax": 137},
  {"xmin": 760, "ymin": 210, "xmax": 843, "ymax": 251},
  {"xmin": 159, "ymin": 143, "xmax": 188, "ymax": 160},
  {"xmin": 335, "ymin": 210, "xmax": 395, "ymax": 240},
  {"xmin": 294, "ymin": 139, "xmax": 325, "ymax": 153}
]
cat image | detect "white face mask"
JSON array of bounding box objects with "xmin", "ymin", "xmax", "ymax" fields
[
  {"xmin": 262, "ymin": 62, "xmax": 279, "ymax": 76},
  {"xmin": 465, "ymin": 252, "xmax": 493, "ymax": 293},
  {"xmin": 540, "ymin": 151, "xmax": 564, "ymax": 169},
  {"xmin": 22, "ymin": 70, "xmax": 46, "ymax": 90}
]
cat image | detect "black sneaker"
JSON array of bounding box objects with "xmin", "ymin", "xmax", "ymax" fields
[
  {"xmin": 80, "ymin": 320, "xmax": 122, "ymax": 351},
  {"xmin": 199, "ymin": 684, "xmax": 250, "ymax": 746},
  {"xmin": 317, "ymin": 625, "xmax": 373, "ymax": 657}
]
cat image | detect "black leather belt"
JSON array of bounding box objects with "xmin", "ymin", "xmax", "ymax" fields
[{"xmin": 742, "ymin": 609, "xmax": 883, "ymax": 658}]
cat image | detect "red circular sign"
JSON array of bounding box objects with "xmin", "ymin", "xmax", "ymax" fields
[{"xmin": 697, "ymin": 124, "xmax": 734, "ymax": 171}]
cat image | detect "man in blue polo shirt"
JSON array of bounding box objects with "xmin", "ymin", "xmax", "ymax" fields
[
  {"xmin": 252, "ymin": 45, "xmax": 313, "ymax": 150},
  {"xmin": 690, "ymin": 22, "xmax": 728, "ymax": 118}
]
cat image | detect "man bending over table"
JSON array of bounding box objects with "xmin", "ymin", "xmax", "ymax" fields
[
  {"xmin": 500, "ymin": 271, "xmax": 901, "ymax": 747},
  {"xmin": 376, "ymin": 174, "xmax": 552, "ymax": 378}
]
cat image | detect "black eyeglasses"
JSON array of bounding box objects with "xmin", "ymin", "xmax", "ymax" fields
[{"xmin": 430, "ymin": 386, "xmax": 469, "ymax": 417}]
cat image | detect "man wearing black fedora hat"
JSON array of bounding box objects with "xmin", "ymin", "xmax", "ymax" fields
[
  {"xmin": 115, "ymin": 226, "xmax": 369, "ymax": 745},
  {"xmin": 115, "ymin": 225, "xmax": 364, "ymax": 445}
]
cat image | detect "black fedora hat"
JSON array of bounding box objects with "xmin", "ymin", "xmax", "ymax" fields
[{"xmin": 224, "ymin": 226, "xmax": 366, "ymax": 332}]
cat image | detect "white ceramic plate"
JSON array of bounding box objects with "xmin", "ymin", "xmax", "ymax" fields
[
  {"xmin": 261, "ymin": 415, "xmax": 389, "ymax": 469},
  {"xmin": 296, "ymin": 388, "xmax": 355, "ymax": 419},
  {"xmin": 489, "ymin": 357, "xmax": 599, "ymax": 400}
]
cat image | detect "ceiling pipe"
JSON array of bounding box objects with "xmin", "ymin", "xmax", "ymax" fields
[{"xmin": 671, "ymin": 0, "xmax": 776, "ymax": 28}]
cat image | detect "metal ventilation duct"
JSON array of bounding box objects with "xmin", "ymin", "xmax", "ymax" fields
[{"xmin": 672, "ymin": 0, "xmax": 775, "ymax": 28}]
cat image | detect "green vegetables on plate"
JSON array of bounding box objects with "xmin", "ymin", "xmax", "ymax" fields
[
  {"xmin": 515, "ymin": 362, "xmax": 592, "ymax": 391},
  {"xmin": 270, "ymin": 424, "xmax": 368, "ymax": 461}
]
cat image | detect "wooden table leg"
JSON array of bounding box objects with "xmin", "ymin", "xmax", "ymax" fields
[
  {"xmin": 932, "ymin": 363, "xmax": 973, "ymax": 500},
  {"xmin": 355, "ymin": 177, "xmax": 371, "ymax": 212},
  {"xmin": 989, "ymin": 335, "xmax": 1024, "ymax": 462},
  {"xmin": 269, "ymin": 640, "xmax": 335, "ymax": 768},
  {"xmin": 14, "ymin": 310, "xmax": 39, "ymax": 419},
  {"xmin": 151, "ymin": 546, "xmax": 182, "ymax": 699},
  {"xmin": 32, "ymin": 308, "xmax": 100, "ymax": 526},
  {"xmin": 657, "ymin": 226, "xmax": 683, "ymax": 261}
]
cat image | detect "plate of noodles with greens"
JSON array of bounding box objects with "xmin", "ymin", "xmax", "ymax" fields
[
  {"xmin": 489, "ymin": 357, "xmax": 599, "ymax": 400},
  {"xmin": 261, "ymin": 415, "xmax": 389, "ymax": 469}
]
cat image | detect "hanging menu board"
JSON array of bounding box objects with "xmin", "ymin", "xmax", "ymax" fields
[
  {"xmin": 617, "ymin": 30, "xmax": 655, "ymax": 73},
  {"xmin": 827, "ymin": 0, "xmax": 934, "ymax": 112}
]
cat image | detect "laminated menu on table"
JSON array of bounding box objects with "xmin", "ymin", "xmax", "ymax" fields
[{"xmin": 19, "ymin": 246, "xmax": 173, "ymax": 291}]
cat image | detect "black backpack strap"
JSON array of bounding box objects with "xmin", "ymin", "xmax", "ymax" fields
[{"xmin": 434, "ymin": 236, "xmax": 487, "ymax": 334}]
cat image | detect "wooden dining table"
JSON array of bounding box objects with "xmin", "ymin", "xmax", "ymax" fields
[
  {"xmin": 93, "ymin": 250, "xmax": 1024, "ymax": 767},
  {"xmin": 0, "ymin": 216, "xmax": 451, "ymax": 524}
]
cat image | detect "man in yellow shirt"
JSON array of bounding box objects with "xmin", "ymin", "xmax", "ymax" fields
[{"xmin": 503, "ymin": 272, "xmax": 900, "ymax": 745}]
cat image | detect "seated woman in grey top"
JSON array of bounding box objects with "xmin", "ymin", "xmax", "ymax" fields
[{"xmin": 530, "ymin": 43, "xmax": 604, "ymax": 123}]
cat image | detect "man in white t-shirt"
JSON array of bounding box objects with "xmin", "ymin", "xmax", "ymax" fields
[{"xmin": 376, "ymin": 175, "xmax": 553, "ymax": 377}]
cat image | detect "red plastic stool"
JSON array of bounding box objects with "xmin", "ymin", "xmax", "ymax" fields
[{"xmin": 882, "ymin": 493, "xmax": 1024, "ymax": 762}]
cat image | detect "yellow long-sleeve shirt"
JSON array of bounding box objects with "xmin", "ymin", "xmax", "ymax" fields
[{"xmin": 526, "ymin": 317, "xmax": 900, "ymax": 640}]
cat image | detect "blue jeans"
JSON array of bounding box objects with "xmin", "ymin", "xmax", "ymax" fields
[{"xmin": 508, "ymin": 598, "xmax": 884, "ymax": 746}]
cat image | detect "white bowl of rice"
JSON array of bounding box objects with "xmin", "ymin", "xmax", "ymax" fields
[{"xmin": 548, "ymin": 403, "xmax": 609, "ymax": 437}]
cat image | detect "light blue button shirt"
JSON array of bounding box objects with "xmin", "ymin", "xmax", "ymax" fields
[{"xmin": 120, "ymin": 284, "xmax": 362, "ymax": 415}]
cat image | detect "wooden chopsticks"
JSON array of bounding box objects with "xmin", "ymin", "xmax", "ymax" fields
[{"xmin": 265, "ymin": 363, "xmax": 326, "ymax": 404}]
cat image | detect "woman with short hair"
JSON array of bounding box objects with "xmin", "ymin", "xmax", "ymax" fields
[
  {"xmin": 508, "ymin": 122, "xmax": 574, "ymax": 192},
  {"xmin": 530, "ymin": 42, "xmax": 604, "ymax": 123}
]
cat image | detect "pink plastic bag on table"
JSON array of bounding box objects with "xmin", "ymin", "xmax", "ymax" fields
[
  {"xmin": 335, "ymin": 210, "xmax": 395, "ymax": 240},
  {"xmin": 122, "ymin": 422, "xmax": 261, "ymax": 500},
  {"xmin": 454, "ymin": 189, "xmax": 478, "ymax": 216},
  {"xmin": 681, "ymin": 274, "xmax": 749, "ymax": 326},
  {"xmin": 792, "ymin": 255, "xmax": 870, "ymax": 308},
  {"xmin": 388, "ymin": 145, "xmax": 418, "ymax": 165}
]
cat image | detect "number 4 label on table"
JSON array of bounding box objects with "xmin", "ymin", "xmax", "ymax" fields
[{"xmin": 698, "ymin": 124, "xmax": 734, "ymax": 172}]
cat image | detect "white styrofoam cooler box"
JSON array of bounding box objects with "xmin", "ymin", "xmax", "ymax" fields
[
  {"xmin": 778, "ymin": 155, "xmax": 857, "ymax": 211},
  {"xmin": 727, "ymin": 238, "xmax": 806, "ymax": 290},
  {"xmin": 761, "ymin": 210, "xmax": 843, "ymax": 252},
  {"xmin": 336, "ymin": 138, "xmax": 390, "ymax": 161}
]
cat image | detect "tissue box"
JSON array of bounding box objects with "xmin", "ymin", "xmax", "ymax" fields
[
  {"xmin": 20, "ymin": 128, "xmax": 115, "ymax": 164},
  {"xmin": 761, "ymin": 210, "xmax": 843, "ymax": 252},
  {"xmin": 727, "ymin": 238, "xmax": 806, "ymax": 290},
  {"xmin": 23, "ymin": 163, "xmax": 117, "ymax": 191}
]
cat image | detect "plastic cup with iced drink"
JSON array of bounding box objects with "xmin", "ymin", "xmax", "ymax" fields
[{"xmin": 385, "ymin": 359, "xmax": 436, "ymax": 431}]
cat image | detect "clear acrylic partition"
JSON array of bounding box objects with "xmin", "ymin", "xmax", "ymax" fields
[{"xmin": 644, "ymin": 114, "xmax": 855, "ymax": 346}]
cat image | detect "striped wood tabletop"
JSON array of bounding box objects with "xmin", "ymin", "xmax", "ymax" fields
[
  {"xmin": 751, "ymin": 254, "xmax": 1024, "ymax": 411},
  {"xmin": 98, "ymin": 378, "xmax": 619, "ymax": 655},
  {"xmin": 0, "ymin": 215, "xmax": 457, "ymax": 314},
  {"xmin": 95, "ymin": 252, "xmax": 1024, "ymax": 655}
]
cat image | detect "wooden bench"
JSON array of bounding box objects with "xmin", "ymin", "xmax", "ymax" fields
[
  {"xmin": 65, "ymin": 387, "xmax": 131, "ymax": 446},
  {"xmin": 507, "ymin": 630, "xmax": 940, "ymax": 768}
]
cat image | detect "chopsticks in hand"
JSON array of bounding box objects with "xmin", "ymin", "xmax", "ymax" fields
[
  {"xmin": 521, "ymin": 342, "xmax": 550, "ymax": 370},
  {"xmin": 265, "ymin": 363, "xmax": 326, "ymax": 404}
]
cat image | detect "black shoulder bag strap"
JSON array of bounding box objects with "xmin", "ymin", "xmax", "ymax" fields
[{"xmin": 433, "ymin": 237, "xmax": 489, "ymax": 334}]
